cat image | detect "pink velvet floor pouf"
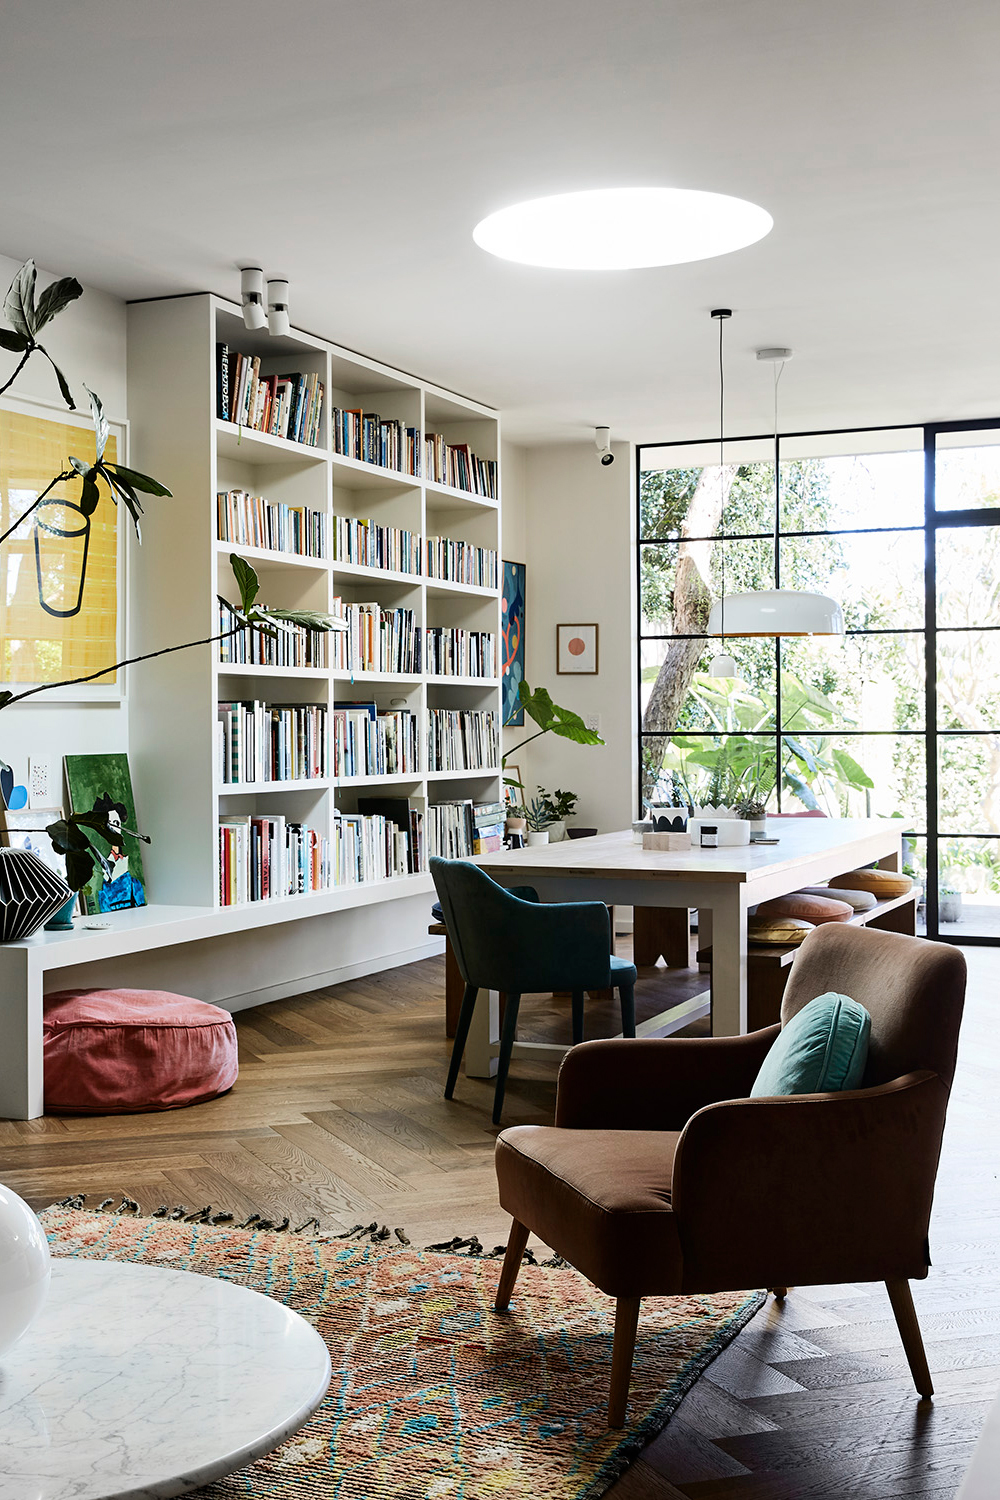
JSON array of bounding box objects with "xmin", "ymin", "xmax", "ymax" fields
[{"xmin": 43, "ymin": 988, "xmax": 239, "ymax": 1114}]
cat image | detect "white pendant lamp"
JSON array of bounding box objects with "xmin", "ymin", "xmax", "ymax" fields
[{"xmin": 707, "ymin": 337, "xmax": 844, "ymax": 642}]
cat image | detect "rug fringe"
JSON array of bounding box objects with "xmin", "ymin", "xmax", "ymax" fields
[{"xmin": 52, "ymin": 1193, "xmax": 567, "ymax": 1263}]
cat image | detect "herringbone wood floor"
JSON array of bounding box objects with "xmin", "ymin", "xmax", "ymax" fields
[{"xmin": 4, "ymin": 944, "xmax": 997, "ymax": 1499}]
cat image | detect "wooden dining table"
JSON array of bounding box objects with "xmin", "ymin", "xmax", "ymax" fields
[{"xmin": 467, "ymin": 817, "xmax": 903, "ymax": 1079}]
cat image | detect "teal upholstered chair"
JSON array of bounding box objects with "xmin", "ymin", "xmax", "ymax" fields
[{"xmin": 430, "ymin": 857, "xmax": 638, "ymax": 1124}]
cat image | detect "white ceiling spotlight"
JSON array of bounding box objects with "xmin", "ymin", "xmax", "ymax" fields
[
  {"xmin": 240, "ymin": 267, "xmax": 266, "ymax": 331},
  {"xmin": 267, "ymin": 278, "xmax": 291, "ymax": 338},
  {"xmin": 706, "ymin": 342, "xmax": 844, "ymax": 640},
  {"xmin": 595, "ymin": 426, "xmax": 614, "ymax": 466},
  {"xmin": 472, "ymin": 186, "xmax": 773, "ymax": 270}
]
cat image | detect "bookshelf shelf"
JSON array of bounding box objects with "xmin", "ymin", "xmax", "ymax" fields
[{"xmin": 128, "ymin": 292, "xmax": 502, "ymax": 918}]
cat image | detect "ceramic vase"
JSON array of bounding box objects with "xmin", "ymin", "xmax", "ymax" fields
[
  {"xmin": 0, "ymin": 848, "xmax": 73, "ymax": 942},
  {"xmin": 0, "ymin": 1181, "xmax": 50, "ymax": 1358},
  {"xmin": 525, "ymin": 830, "xmax": 550, "ymax": 847}
]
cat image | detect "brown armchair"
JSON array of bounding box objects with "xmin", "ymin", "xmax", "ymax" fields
[{"xmin": 493, "ymin": 923, "xmax": 966, "ymax": 1427}]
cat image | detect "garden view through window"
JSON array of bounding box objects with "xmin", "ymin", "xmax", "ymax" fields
[{"xmin": 637, "ymin": 423, "xmax": 1000, "ymax": 943}]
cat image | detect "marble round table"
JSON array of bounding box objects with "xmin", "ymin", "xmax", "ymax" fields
[{"xmin": 0, "ymin": 1258, "xmax": 332, "ymax": 1500}]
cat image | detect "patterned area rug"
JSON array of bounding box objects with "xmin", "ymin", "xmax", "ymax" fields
[{"xmin": 43, "ymin": 1207, "xmax": 763, "ymax": 1500}]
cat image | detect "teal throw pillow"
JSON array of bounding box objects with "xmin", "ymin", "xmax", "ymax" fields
[{"xmin": 751, "ymin": 992, "xmax": 871, "ymax": 1097}]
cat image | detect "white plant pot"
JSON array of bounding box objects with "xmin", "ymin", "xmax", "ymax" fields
[
  {"xmin": 0, "ymin": 1181, "xmax": 50, "ymax": 1357},
  {"xmin": 525, "ymin": 830, "xmax": 550, "ymax": 847},
  {"xmin": 547, "ymin": 821, "xmax": 567, "ymax": 843},
  {"xmin": 749, "ymin": 818, "xmax": 768, "ymax": 835},
  {"xmin": 691, "ymin": 804, "xmax": 739, "ymax": 821},
  {"xmin": 940, "ymin": 893, "xmax": 963, "ymax": 923}
]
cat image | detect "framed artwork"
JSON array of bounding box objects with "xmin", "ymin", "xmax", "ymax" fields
[
  {"xmin": 0, "ymin": 397, "xmax": 125, "ymax": 698},
  {"xmin": 64, "ymin": 753, "xmax": 147, "ymax": 914},
  {"xmin": 557, "ymin": 623, "xmax": 599, "ymax": 674},
  {"xmin": 503, "ymin": 763, "xmax": 522, "ymax": 808},
  {"xmin": 502, "ymin": 560, "xmax": 526, "ymax": 726},
  {"xmin": 0, "ymin": 804, "xmax": 69, "ymax": 884}
]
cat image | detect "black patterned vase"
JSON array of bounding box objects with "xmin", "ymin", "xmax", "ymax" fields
[{"xmin": 0, "ymin": 848, "xmax": 73, "ymax": 942}]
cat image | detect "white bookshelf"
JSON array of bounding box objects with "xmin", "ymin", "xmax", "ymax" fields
[{"xmin": 126, "ymin": 294, "xmax": 501, "ymax": 912}]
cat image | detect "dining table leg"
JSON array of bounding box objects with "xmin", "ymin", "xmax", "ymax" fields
[
  {"xmin": 464, "ymin": 986, "xmax": 499, "ymax": 1078},
  {"xmin": 707, "ymin": 885, "xmax": 749, "ymax": 1037}
]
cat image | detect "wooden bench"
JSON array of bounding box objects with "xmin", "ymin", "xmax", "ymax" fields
[{"xmin": 699, "ymin": 890, "xmax": 920, "ymax": 1032}]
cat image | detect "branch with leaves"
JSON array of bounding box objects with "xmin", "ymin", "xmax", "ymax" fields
[{"xmin": 501, "ymin": 680, "xmax": 604, "ymax": 807}]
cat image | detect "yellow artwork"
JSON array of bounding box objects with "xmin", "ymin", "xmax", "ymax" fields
[{"xmin": 0, "ymin": 408, "xmax": 118, "ymax": 685}]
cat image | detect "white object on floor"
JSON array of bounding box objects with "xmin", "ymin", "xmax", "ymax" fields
[
  {"xmin": 0, "ymin": 1182, "xmax": 50, "ymax": 1356},
  {"xmin": 0, "ymin": 1258, "xmax": 331, "ymax": 1500},
  {"xmin": 957, "ymin": 1381, "xmax": 1000, "ymax": 1497}
]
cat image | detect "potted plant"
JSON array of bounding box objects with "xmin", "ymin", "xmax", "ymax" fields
[
  {"xmin": 537, "ymin": 787, "xmax": 578, "ymax": 842},
  {"xmin": 939, "ymin": 887, "xmax": 963, "ymax": 923},
  {"xmin": 501, "ymin": 682, "xmax": 603, "ymax": 832},
  {"xmin": 505, "ymin": 803, "xmax": 528, "ymax": 838},
  {"xmin": 524, "ymin": 798, "xmax": 552, "ymax": 846}
]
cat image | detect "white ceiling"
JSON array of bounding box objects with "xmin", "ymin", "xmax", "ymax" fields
[{"xmin": 2, "ymin": 0, "xmax": 999, "ymax": 445}]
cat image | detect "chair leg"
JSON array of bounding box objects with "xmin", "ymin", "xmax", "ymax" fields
[
  {"xmin": 571, "ymin": 990, "xmax": 585, "ymax": 1045},
  {"xmin": 492, "ymin": 992, "xmax": 522, "ymax": 1126},
  {"xmin": 444, "ymin": 984, "xmax": 478, "ymax": 1099},
  {"xmin": 618, "ymin": 982, "xmax": 636, "ymax": 1038},
  {"xmin": 608, "ymin": 1296, "xmax": 641, "ymax": 1428},
  {"xmin": 494, "ymin": 1220, "xmax": 530, "ymax": 1311},
  {"xmin": 886, "ymin": 1278, "xmax": 934, "ymax": 1398},
  {"xmin": 769, "ymin": 1286, "xmax": 788, "ymax": 1300}
]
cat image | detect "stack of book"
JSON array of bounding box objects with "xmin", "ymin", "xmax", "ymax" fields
[
  {"xmin": 332, "ymin": 809, "xmax": 414, "ymax": 883},
  {"xmin": 423, "ymin": 434, "xmax": 498, "ymax": 499},
  {"xmin": 425, "ymin": 536, "xmax": 498, "ymax": 589},
  {"xmin": 217, "ymin": 489, "xmax": 327, "ymax": 559},
  {"xmin": 330, "ymin": 602, "xmax": 420, "ymax": 675},
  {"xmin": 218, "ymin": 603, "xmax": 328, "ymax": 669},
  {"xmin": 332, "ymin": 702, "xmax": 420, "ymax": 779},
  {"xmin": 218, "ymin": 815, "xmax": 330, "ymax": 905},
  {"xmin": 472, "ymin": 801, "xmax": 505, "ymax": 854},
  {"xmin": 217, "ymin": 701, "xmax": 328, "ymax": 785},
  {"xmin": 216, "ymin": 345, "xmax": 324, "ymax": 447},
  {"xmin": 356, "ymin": 796, "xmax": 425, "ymax": 874},
  {"xmin": 426, "ymin": 709, "xmax": 498, "ymax": 772},
  {"xmin": 331, "ymin": 408, "xmax": 421, "ymax": 475},
  {"xmin": 423, "ymin": 628, "xmax": 496, "ymax": 678},
  {"xmin": 333, "ymin": 516, "xmax": 422, "ymax": 574}
]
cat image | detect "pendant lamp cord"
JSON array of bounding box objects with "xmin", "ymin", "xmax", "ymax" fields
[
  {"xmin": 773, "ymin": 359, "xmax": 784, "ymax": 560},
  {"xmin": 718, "ymin": 312, "xmax": 726, "ymax": 648}
]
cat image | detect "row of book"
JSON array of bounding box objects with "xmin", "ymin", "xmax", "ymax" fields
[
  {"xmin": 216, "ymin": 345, "xmax": 324, "ymax": 447},
  {"xmin": 424, "ymin": 434, "xmax": 498, "ymax": 499},
  {"xmin": 219, "ymin": 816, "xmax": 331, "ymax": 904},
  {"xmin": 217, "ymin": 701, "xmax": 328, "ymax": 785},
  {"xmin": 426, "ymin": 798, "xmax": 505, "ymax": 858},
  {"xmin": 427, "ymin": 709, "xmax": 499, "ymax": 772},
  {"xmin": 217, "ymin": 490, "xmax": 327, "ymax": 559},
  {"xmin": 425, "ymin": 535, "xmax": 498, "ymax": 589},
  {"xmin": 332, "ymin": 516, "xmax": 421, "ymax": 574},
  {"xmin": 423, "ymin": 628, "xmax": 496, "ymax": 679},
  {"xmin": 330, "ymin": 603, "xmax": 420, "ymax": 675},
  {"xmin": 218, "ymin": 604, "xmax": 329, "ymax": 669},
  {"xmin": 331, "ymin": 408, "xmax": 421, "ymax": 475},
  {"xmin": 332, "ymin": 704, "xmax": 420, "ymax": 779}
]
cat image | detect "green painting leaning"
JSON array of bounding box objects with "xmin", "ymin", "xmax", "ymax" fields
[{"xmin": 64, "ymin": 754, "xmax": 147, "ymax": 915}]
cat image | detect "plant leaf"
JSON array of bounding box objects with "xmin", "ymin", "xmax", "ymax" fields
[
  {"xmin": 260, "ymin": 607, "xmax": 346, "ymax": 632},
  {"xmin": 68, "ymin": 454, "xmax": 90, "ymax": 475},
  {"xmin": 79, "ymin": 471, "xmax": 101, "ymax": 516},
  {"xmin": 831, "ymin": 748, "xmax": 874, "ymax": 790},
  {"xmin": 4, "ymin": 260, "xmax": 36, "ymax": 338},
  {"xmin": 33, "ymin": 275, "xmax": 82, "ymax": 331},
  {"xmin": 0, "ymin": 328, "xmax": 28, "ymax": 353},
  {"xmin": 40, "ymin": 349, "xmax": 75, "ymax": 409},
  {"xmin": 229, "ymin": 554, "xmax": 260, "ymax": 613},
  {"xmin": 99, "ymin": 465, "xmax": 143, "ymax": 538},
  {"xmin": 783, "ymin": 771, "xmax": 821, "ymax": 811},
  {"xmin": 106, "ymin": 463, "xmax": 171, "ymax": 497},
  {"xmin": 517, "ymin": 681, "xmax": 603, "ymax": 745},
  {"xmin": 0, "ymin": 690, "xmax": 13, "ymax": 710},
  {"xmin": 86, "ymin": 386, "xmax": 108, "ymax": 460}
]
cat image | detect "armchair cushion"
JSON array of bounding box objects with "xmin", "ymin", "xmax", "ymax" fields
[
  {"xmin": 751, "ymin": 991, "xmax": 870, "ymax": 1098},
  {"xmin": 496, "ymin": 1125, "xmax": 683, "ymax": 1298}
]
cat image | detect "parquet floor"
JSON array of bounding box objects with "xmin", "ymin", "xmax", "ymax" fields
[{"xmin": 3, "ymin": 943, "xmax": 996, "ymax": 1499}]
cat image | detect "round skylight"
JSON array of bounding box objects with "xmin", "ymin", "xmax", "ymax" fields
[{"xmin": 472, "ymin": 186, "xmax": 773, "ymax": 270}]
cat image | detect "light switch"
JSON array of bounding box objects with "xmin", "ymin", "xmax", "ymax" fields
[{"xmin": 585, "ymin": 713, "xmax": 601, "ymax": 733}]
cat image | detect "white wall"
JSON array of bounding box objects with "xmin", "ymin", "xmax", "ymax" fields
[
  {"xmin": 516, "ymin": 440, "xmax": 636, "ymax": 832},
  {"xmin": 500, "ymin": 438, "xmax": 528, "ymax": 783},
  {"xmin": 0, "ymin": 251, "xmax": 129, "ymax": 785}
]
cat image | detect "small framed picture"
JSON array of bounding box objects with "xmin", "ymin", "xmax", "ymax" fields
[
  {"xmin": 557, "ymin": 623, "xmax": 599, "ymax": 674},
  {"xmin": 503, "ymin": 764, "xmax": 523, "ymax": 808},
  {"xmin": 0, "ymin": 805, "xmax": 70, "ymax": 884}
]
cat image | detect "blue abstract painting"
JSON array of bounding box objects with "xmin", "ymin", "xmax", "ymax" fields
[{"xmin": 502, "ymin": 560, "xmax": 525, "ymax": 726}]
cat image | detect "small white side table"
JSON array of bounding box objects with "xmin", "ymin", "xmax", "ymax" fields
[{"xmin": 0, "ymin": 1258, "xmax": 332, "ymax": 1499}]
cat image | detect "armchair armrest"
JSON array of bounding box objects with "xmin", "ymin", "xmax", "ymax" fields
[
  {"xmin": 554, "ymin": 1028, "xmax": 781, "ymax": 1131},
  {"xmin": 671, "ymin": 1070, "xmax": 950, "ymax": 1292}
]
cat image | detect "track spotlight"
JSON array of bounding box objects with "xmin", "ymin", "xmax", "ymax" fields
[
  {"xmin": 240, "ymin": 268, "xmax": 266, "ymax": 331},
  {"xmin": 267, "ymin": 279, "xmax": 290, "ymax": 337}
]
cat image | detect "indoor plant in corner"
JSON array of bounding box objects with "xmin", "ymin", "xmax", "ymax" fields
[
  {"xmin": 0, "ymin": 260, "xmax": 344, "ymax": 938},
  {"xmin": 524, "ymin": 797, "xmax": 553, "ymax": 847},
  {"xmin": 537, "ymin": 787, "xmax": 578, "ymax": 842},
  {"xmin": 501, "ymin": 682, "xmax": 603, "ymax": 837}
]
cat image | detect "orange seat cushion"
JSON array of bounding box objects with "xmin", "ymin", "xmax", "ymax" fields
[
  {"xmin": 829, "ymin": 869, "xmax": 913, "ymax": 899},
  {"xmin": 755, "ymin": 893, "xmax": 854, "ymax": 925},
  {"xmin": 44, "ymin": 988, "xmax": 238, "ymax": 1114}
]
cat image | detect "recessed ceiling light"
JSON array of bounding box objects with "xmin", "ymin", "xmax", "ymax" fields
[{"xmin": 472, "ymin": 186, "xmax": 773, "ymax": 270}]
